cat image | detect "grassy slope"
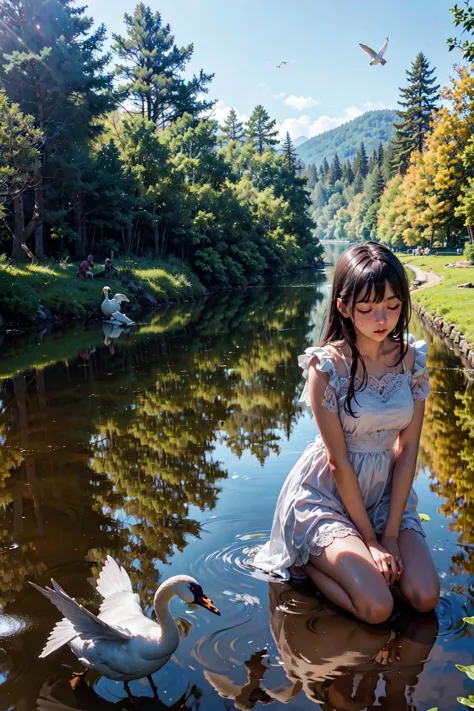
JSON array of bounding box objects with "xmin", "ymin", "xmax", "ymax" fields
[
  {"xmin": 400, "ymin": 255, "xmax": 474, "ymax": 344},
  {"xmin": 0, "ymin": 256, "xmax": 206, "ymax": 325}
]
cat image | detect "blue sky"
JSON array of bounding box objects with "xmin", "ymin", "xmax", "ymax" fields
[{"xmin": 84, "ymin": 0, "xmax": 462, "ymax": 140}]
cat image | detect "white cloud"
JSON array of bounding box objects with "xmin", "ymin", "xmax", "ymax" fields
[
  {"xmin": 273, "ymin": 91, "xmax": 287, "ymax": 100},
  {"xmin": 209, "ymin": 100, "xmax": 248, "ymax": 125},
  {"xmin": 277, "ymin": 104, "xmax": 380, "ymax": 141},
  {"xmin": 284, "ymin": 94, "xmax": 320, "ymax": 111}
]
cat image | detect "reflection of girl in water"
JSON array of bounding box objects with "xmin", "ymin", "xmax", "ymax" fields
[
  {"xmin": 255, "ymin": 242, "xmax": 440, "ymax": 623},
  {"xmin": 204, "ymin": 582, "xmax": 438, "ymax": 710},
  {"xmin": 268, "ymin": 581, "xmax": 439, "ymax": 710}
]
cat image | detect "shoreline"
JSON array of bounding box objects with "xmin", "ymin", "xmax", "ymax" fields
[
  {"xmin": 0, "ymin": 257, "xmax": 327, "ymax": 333},
  {"xmin": 403, "ymin": 259, "xmax": 474, "ymax": 372}
]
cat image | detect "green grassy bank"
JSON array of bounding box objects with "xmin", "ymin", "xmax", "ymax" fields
[
  {"xmin": 0, "ymin": 256, "xmax": 206, "ymax": 326},
  {"xmin": 400, "ymin": 255, "xmax": 474, "ymax": 344}
]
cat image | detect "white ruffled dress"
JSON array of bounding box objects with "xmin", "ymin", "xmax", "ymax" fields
[{"xmin": 254, "ymin": 339, "xmax": 431, "ymax": 581}]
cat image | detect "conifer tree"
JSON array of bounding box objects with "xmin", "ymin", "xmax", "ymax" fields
[
  {"xmin": 353, "ymin": 143, "xmax": 368, "ymax": 179},
  {"xmin": 328, "ymin": 153, "xmax": 342, "ymax": 187},
  {"xmin": 221, "ymin": 108, "xmax": 245, "ymax": 143},
  {"xmin": 320, "ymin": 157, "xmax": 330, "ymax": 180},
  {"xmin": 304, "ymin": 163, "xmax": 318, "ymax": 187},
  {"xmin": 113, "ymin": 4, "xmax": 214, "ymax": 127},
  {"xmin": 282, "ymin": 132, "xmax": 298, "ymax": 172},
  {"xmin": 391, "ymin": 52, "xmax": 440, "ymax": 174},
  {"xmin": 246, "ymin": 105, "xmax": 279, "ymax": 154},
  {"xmin": 342, "ymin": 160, "xmax": 354, "ymax": 185},
  {"xmin": 353, "ymin": 170, "xmax": 364, "ymax": 194},
  {"xmin": 0, "ymin": 0, "xmax": 113, "ymax": 258}
]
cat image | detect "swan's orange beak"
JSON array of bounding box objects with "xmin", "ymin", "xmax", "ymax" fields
[{"xmin": 194, "ymin": 593, "xmax": 220, "ymax": 616}]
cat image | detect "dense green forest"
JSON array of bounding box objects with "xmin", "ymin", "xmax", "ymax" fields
[
  {"xmin": 303, "ymin": 46, "xmax": 474, "ymax": 249},
  {"xmin": 295, "ymin": 110, "xmax": 396, "ymax": 167},
  {"xmin": 0, "ymin": 1, "xmax": 321, "ymax": 288}
]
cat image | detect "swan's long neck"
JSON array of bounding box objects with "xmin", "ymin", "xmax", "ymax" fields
[
  {"xmin": 153, "ymin": 584, "xmax": 180, "ymax": 642},
  {"xmin": 104, "ymin": 291, "xmax": 110, "ymax": 301}
]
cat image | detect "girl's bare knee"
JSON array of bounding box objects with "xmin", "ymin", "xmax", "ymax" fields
[
  {"xmin": 403, "ymin": 583, "xmax": 440, "ymax": 613},
  {"xmin": 353, "ymin": 591, "xmax": 393, "ymax": 625}
]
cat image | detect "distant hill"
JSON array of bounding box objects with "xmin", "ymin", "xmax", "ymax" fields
[
  {"xmin": 295, "ymin": 109, "xmax": 397, "ymax": 166},
  {"xmin": 293, "ymin": 136, "xmax": 308, "ymax": 147}
]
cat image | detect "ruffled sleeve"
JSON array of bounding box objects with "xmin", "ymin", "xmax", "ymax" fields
[
  {"xmin": 408, "ymin": 338, "xmax": 430, "ymax": 401},
  {"xmin": 297, "ymin": 347, "xmax": 340, "ymax": 411}
]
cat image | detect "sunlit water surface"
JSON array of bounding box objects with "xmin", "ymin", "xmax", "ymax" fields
[{"xmin": 0, "ymin": 259, "xmax": 472, "ymax": 710}]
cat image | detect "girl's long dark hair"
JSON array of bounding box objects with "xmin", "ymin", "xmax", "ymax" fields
[{"xmin": 321, "ymin": 241, "xmax": 411, "ymax": 417}]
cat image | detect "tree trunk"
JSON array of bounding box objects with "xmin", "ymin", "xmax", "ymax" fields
[
  {"xmin": 33, "ymin": 167, "xmax": 45, "ymax": 260},
  {"xmin": 12, "ymin": 193, "xmax": 26, "ymax": 261},
  {"xmin": 33, "ymin": 80, "xmax": 45, "ymax": 260}
]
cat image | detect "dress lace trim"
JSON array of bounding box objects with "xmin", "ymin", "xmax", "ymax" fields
[
  {"xmin": 295, "ymin": 524, "xmax": 360, "ymax": 565},
  {"xmin": 412, "ymin": 369, "xmax": 430, "ymax": 400},
  {"xmin": 322, "ymin": 383, "xmax": 338, "ymax": 412},
  {"xmin": 339, "ymin": 372, "xmax": 411, "ymax": 403}
]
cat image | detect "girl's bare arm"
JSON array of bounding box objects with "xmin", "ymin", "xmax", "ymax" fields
[{"xmin": 383, "ymin": 398, "xmax": 425, "ymax": 538}]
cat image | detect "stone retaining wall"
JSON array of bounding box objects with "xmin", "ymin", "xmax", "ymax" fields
[{"xmin": 412, "ymin": 302, "xmax": 474, "ymax": 371}]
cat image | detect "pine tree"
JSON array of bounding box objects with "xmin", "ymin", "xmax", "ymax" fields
[
  {"xmin": 304, "ymin": 164, "xmax": 318, "ymax": 187},
  {"xmin": 377, "ymin": 142, "xmax": 385, "ymax": 168},
  {"xmin": 353, "ymin": 170, "xmax": 364, "ymax": 194},
  {"xmin": 282, "ymin": 132, "xmax": 298, "ymax": 172},
  {"xmin": 113, "ymin": 4, "xmax": 214, "ymax": 127},
  {"xmin": 368, "ymin": 149, "xmax": 377, "ymax": 173},
  {"xmin": 353, "ymin": 143, "xmax": 368, "ymax": 179},
  {"xmin": 328, "ymin": 153, "xmax": 342, "ymax": 187},
  {"xmin": 221, "ymin": 108, "xmax": 245, "ymax": 143},
  {"xmin": 0, "ymin": 93, "xmax": 43, "ymax": 260},
  {"xmin": 365, "ymin": 166, "xmax": 385, "ymax": 205},
  {"xmin": 246, "ymin": 105, "xmax": 279, "ymax": 155},
  {"xmin": 382, "ymin": 142, "xmax": 395, "ymax": 183},
  {"xmin": 391, "ymin": 52, "xmax": 440, "ymax": 174},
  {"xmin": 0, "ymin": 0, "xmax": 114, "ymax": 258},
  {"xmin": 342, "ymin": 160, "xmax": 354, "ymax": 185},
  {"xmin": 320, "ymin": 157, "xmax": 330, "ymax": 181}
]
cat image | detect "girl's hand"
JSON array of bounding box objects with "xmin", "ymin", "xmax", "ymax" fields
[
  {"xmin": 380, "ymin": 535, "xmax": 404, "ymax": 583},
  {"xmin": 366, "ymin": 540, "xmax": 399, "ymax": 586}
]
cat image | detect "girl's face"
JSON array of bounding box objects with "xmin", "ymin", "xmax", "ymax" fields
[{"xmin": 337, "ymin": 280, "xmax": 403, "ymax": 344}]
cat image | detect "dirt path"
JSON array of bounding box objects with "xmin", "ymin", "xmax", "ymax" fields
[{"xmin": 406, "ymin": 263, "xmax": 442, "ymax": 291}]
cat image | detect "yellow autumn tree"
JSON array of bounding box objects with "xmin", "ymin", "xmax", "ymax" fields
[
  {"xmin": 406, "ymin": 65, "xmax": 474, "ymax": 246},
  {"xmin": 377, "ymin": 174, "xmax": 408, "ymax": 247}
]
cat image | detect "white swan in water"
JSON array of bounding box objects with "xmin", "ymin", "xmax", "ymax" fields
[
  {"xmin": 30, "ymin": 556, "xmax": 220, "ymax": 701},
  {"xmin": 100, "ymin": 286, "xmax": 135, "ymax": 325}
]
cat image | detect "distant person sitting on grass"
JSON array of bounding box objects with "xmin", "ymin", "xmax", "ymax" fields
[
  {"xmin": 96, "ymin": 257, "xmax": 119, "ymax": 279},
  {"xmin": 79, "ymin": 254, "xmax": 94, "ymax": 279}
]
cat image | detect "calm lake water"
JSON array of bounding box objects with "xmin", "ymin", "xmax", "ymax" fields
[{"xmin": 0, "ymin": 262, "xmax": 473, "ymax": 710}]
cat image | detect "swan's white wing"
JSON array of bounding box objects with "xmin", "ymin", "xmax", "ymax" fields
[
  {"xmin": 30, "ymin": 580, "xmax": 131, "ymax": 654},
  {"xmin": 99, "ymin": 591, "xmax": 144, "ymax": 621},
  {"xmin": 96, "ymin": 555, "xmax": 133, "ymax": 598},
  {"xmin": 378, "ymin": 37, "xmax": 389, "ymax": 58},
  {"xmin": 112, "ymin": 294, "xmax": 130, "ymax": 304},
  {"xmin": 111, "ymin": 311, "xmax": 135, "ymax": 325},
  {"xmin": 359, "ymin": 43, "xmax": 377, "ymax": 60},
  {"xmin": 39, "ymin": 618, "xmax": 77, "ymax": 658}
]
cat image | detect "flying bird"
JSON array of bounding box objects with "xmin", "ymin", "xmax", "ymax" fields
[
  {"xmin": 275, "ymin": 61, "xmax": 289, "ymax": 68},
  {"xmin": 359, "ymin": 38, "xmax": 389, "ymax": 65}
]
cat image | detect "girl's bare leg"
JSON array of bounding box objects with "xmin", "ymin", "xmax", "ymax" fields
[
  {"xmin": 397, "ymin": 529, "xmax": 440, "ymax": 613},
  {"xmin": 304, "ymin": 534, "xmax": 394, "ymax": 624}
]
